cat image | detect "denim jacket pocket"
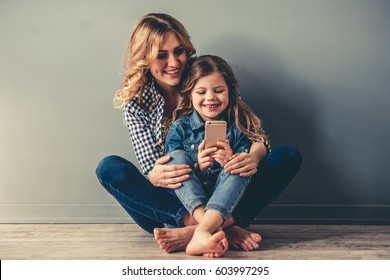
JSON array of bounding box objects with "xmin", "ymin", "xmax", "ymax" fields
[{"xmin": 183, "ymin": 142, "xmax": 199, "ymax": 163}]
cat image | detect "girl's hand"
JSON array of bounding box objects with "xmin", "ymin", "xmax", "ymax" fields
[
  {"xmin": 211, "ymin": 140, "xmax": 233, "ymax": 168},
  {"xmin": 224, "ymin": 152, "xmax": 258, "ymax": 177},
  {"xmin": 197, "ymin": 140, "xmax": 217, "ymax": 173},
  {"xmin": 148, "ymin": 156, "xmax": 191, "ymax": 189}
]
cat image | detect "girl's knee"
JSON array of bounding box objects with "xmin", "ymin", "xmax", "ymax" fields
[{"xmin": 165, "ymin": 150, "xmax": 192, "ymax": 165}]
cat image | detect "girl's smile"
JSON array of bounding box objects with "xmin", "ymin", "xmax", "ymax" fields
[
  {"xmin": 191, "ymin": 72, "xmax": 229, "ymax": 122},
  {"xmin": 203, "ymin": 103, "xmax": 222, "ymax": 110}
]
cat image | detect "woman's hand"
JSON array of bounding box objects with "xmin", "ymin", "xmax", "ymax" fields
[
  {"xmin": 224, "ymin": 141, "xmax": 267, "ymax": 177},
  {"xmin": 224, "ymin": 152, "xmax": 259, "ymax": 177},
  {"xmin": 211, "ymin": 140, "xmax": 233, "ymax": 168},
  {"xmin": 197, "ymin": 140, "xmax": 217, "ymax": 173},
  {"xmin": 148, "ymin": 156, "xmax": 191, "ymax": 189}
]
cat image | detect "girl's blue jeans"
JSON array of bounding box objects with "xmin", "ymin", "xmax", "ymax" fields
[
  {"xmin": 96, "ymin": 145, "xmax": 302, "ymax": 234},
  {"xmin": 166, "ymin": 150, "xmax": 251, "ymax": 221}
]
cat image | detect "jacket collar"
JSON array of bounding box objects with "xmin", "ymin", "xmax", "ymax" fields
[
  {"xmin": 188, "ymin": 110, "xmax": 227, "ymax": 130},
  {"xmin": 189, "ymin": 110, "xmax": 205, "ymax": 130}
]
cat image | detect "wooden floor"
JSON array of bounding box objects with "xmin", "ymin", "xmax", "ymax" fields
[{"xmin": 0, "ymin": 224, "xmax": 389, "ymax": 260}]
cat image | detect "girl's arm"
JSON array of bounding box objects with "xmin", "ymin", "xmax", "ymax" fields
[
  {"xmin": 210, "ymin": 140, "xmax": 233, "ymax": 168},
  {"xmin": 198, "ymin": 140, "xmax": 220, "ymax": 172}
]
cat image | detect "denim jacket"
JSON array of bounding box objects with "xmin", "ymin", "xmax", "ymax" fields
[{"xmin": 165, "ymin": 110, "xmax": 251, "ymax": 178}]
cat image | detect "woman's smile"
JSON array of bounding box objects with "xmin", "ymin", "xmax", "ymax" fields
[{"xmin": 164, "ymin": 67, "xmax": 181, "ymax": 77}]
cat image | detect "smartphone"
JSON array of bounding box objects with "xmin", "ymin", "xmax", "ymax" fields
[{"xmin": 204, "ymin": 120, "xmax": 227, "ymax": 148}]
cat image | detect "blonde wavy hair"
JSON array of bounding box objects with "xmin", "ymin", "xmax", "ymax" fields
[
  {"xmin": 166, "ymin": 55, "xmax": 268, "ymax": 143},
  {"xmin": 114, "ymin": 13, "xmax": 196, "ymax": 108}
]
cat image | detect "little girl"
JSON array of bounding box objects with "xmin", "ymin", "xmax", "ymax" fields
[{"xmin": 163, "ymin": 55, "xmax": 268, "ymax": 257}]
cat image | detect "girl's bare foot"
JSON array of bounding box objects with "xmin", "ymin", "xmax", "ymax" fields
[
  {"xmin": 186, "ymin": 228, "xmax": 228, "ymax": 257},
  {"xmin": 224, "ymin": 225, "xmax": 262, "ymax": 251},
  {"xmin": 153, "ymin": 226, "xmax": 196, "ymax": 253}
]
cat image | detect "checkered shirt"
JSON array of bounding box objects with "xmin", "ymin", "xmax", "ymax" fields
[{"xmin": 123, "ymin": 79, "xmax": 165, "ymax": 176}]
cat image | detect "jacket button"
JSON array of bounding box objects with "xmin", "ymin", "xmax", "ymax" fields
[{"xmin": 191, "ymin": 144, "xmax": 195, "ymax": 149}]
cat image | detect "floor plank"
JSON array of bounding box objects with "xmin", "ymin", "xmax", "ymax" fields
[{"xmin": 0, "ymin": 224, "xmax": 389, "ymax": 259}]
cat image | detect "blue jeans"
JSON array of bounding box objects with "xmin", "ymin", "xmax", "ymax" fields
[
  {"xmin": 166, "ymin": 150, "xmax": 251, "ymax": 221},
  {"xmin": 96, "ymin": 145, "xmax": 302, "ymax": 234}
]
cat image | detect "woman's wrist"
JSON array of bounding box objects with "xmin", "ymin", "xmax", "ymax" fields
[
  {"xmin": 249, "ymin": 141, "xmax": 267, "ymax": 166},
  {"xmin": 147, "ymin": 170, "xmax": 157, "ymax": 187}
]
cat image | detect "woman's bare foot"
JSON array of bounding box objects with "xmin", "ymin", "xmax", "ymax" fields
[
  {"xmin": 224, "ymin": 225, "xmax": 262, "ymax": 251},
  {"xmin": 186, "ymin": 228, "xmax": 228, "ymax": 257},
  {"xmin": 153, "ymin": 226, "xmax": 196, "ymax": 253}
]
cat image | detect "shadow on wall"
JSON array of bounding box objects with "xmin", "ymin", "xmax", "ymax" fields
[{"xmin": 205, "ymin": 35, "xmax": 351, "ymax": 205}]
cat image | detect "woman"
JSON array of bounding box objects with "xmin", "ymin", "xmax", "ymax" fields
[{"xmin": 96, "ymin": 13, "xmax": 302, "ymax": 253}]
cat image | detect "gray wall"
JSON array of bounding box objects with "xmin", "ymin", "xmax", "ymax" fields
[{"xmin": 1, "ymin": 0, "xmax": 389, "ymax": 223}]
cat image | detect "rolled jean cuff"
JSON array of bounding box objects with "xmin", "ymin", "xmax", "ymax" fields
[
  {"xmin": 174, "ymin": 206, "xmax": 189, "ymax": 228},
  {"xmin": 204, "ymin": 204, "xmax": 231, "ymax": 222},
  {"xmin": 186, "ymin": 198, "xmax": 207, "ymax": 216}
]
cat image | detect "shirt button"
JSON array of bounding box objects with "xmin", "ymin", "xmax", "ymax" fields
[{"xmin": 191, "ymin": 144, "xmax": 195, "ymax": 149}]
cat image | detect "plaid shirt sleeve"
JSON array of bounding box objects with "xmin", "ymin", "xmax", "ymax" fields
[
  {"xmin": 252, "ymin": 134, "xmax": 272, "ymax": 154},
  {"xmin": 123, "ymin": 103, "xmax": 163, "ymax": 176}
]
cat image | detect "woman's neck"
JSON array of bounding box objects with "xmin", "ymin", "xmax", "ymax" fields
[
  {"xmin": 155, "ymin": 83, "xmax": 181, "ymax": 118},
  {"xmin": 155, "ymin": 81, "xmax": 178, "ymax": 97}
]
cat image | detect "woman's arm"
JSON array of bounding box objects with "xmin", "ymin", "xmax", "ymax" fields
[
  {"xmin": 148, "ymin": 156, "xmax": 191, "ymax": 189},
  {"xmin": 124, "ymin": 104, "xmax": 190, "ymax": 188},
  {"xmin": 224, "ymin": 140, "xmax": 267, "ymax": 177},
  {"xmin": 124, "ymin": 105, "xmax": 162, "ymax": 175},
  {"xmin": 149, "ymin": 121, "xmax": 192, "ymax": 189}
]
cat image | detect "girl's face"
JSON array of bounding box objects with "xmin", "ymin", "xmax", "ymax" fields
[
  {"xmin": 149, "ymin": 31, "xmax": 188, "ymax": 93},
  {"xmin": 191, "ymin": 72, "xmax": 229, "ymax": 122}
]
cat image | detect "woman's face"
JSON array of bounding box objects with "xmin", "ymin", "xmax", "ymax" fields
[
  {"xmin": 149, "ymin": 31, "xmax": 188, "ymax": 93},
  {"xmin": 191, "ymin": 72, "xmax": 229, "ymax": 122}
]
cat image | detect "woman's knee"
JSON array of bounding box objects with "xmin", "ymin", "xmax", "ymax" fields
[
  {"xmin": 268, "ymin": 145, "xmax": 303, "ymax": 172},
  {"xmin": 96, "ymin": 155, "xmax": 122, "ymax": 180},
  {"xmin": 281, "ymin": 145, "xmax": 302, "ymax": 166},
  {"xmin": 95, "ymin": 155, "xmax": 138, "ymax": 186}
]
